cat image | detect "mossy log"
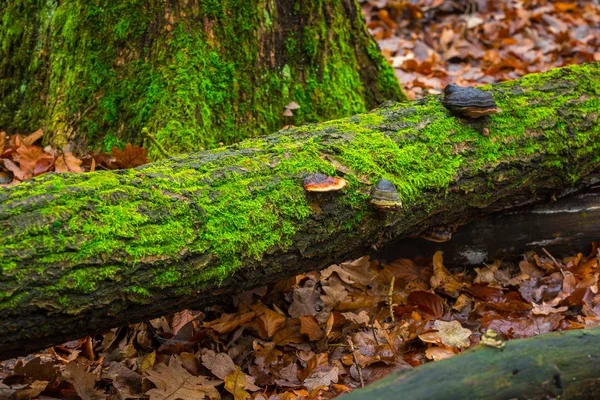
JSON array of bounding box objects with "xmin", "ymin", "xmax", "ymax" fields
[
  {"xmin": 0, "ymin": 0, "xmax": 403, "ymax": 157},
  {"xmin": 340, "ymin": 327, "xmax": 600, "ymax": 400},
  {"xmin": 1, "ymin": 63, "xmax": 600, "ymax": 359}
]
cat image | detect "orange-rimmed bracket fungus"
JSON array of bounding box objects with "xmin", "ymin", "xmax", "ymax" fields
[{"xmin": 303, "ymin": 173, "xmax": 347, "ymax": 192}]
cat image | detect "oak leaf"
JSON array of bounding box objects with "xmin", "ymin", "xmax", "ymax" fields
[
  {"xmin": 434, "ymin": 320, "xmax": 472, "ymax": 349},
  {"xmin": 145, "ymin": 355, "xmax": 221, "ymax": 400}
]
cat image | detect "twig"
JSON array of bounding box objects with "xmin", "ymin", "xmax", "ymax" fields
[
  {"xmin": 388, "ymin": 275, "xmax": 396, "ymax": 321},
  {"xmin": 347, "ymin": 336, "xmax": 364, "ymax": 388},
  {"xmin": 141, "ymin": 127, "xmax": 170, "ymax": 158},
  {"xmin": 542, "ymin": 247, "xmax": 563, "ymax": 275}
]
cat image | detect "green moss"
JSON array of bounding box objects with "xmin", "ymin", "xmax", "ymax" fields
[
  {"xmin": 1, "ymin": 0, "xmax": 404, "ymax": 156},
  {"xmin": 1, "ymin": 63, "xmax": 599, "ymax": 313},
  {"xmin": 56, "ymin": 266, "xmax": 120, "ymax": 293}
]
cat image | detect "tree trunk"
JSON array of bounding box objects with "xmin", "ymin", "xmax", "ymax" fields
[
  {"xmin": 377, "ymin": 190, "xmax": 600, "ymax": 267},
  {"xmin": 340, "ymin": 326, "xmax": 600, "ymax": 400},
  {"xmin": 0, "ymin": 0, "xmax": 404, "ymax": 157},
  {"xmin": 1, "ymin": 63, "xmax": 599, "ymax": 359}
]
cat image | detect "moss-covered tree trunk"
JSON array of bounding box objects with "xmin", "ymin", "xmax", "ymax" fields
[
  {"xmin": 340, "ymin": 327, "xmax": 600, "ymax": 400},
  {"xmin": 1, "ymin": 63, "xmax": 599, "ymax": 359},
  {"xmin": 0, "ymin": 0, "xmax": 404, "ymax": 157}
]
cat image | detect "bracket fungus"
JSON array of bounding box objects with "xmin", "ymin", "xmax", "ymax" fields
[
  {"xmin": 303, "ymin": 173, "xmax": 347, "ymax": 192},
  {"xmin": 442, "ymin": 84, "xmax": 500, "ymax": 119},
  {"xmin": 370, "ymin": 179, "xmax": 402, "ymax": 210}
]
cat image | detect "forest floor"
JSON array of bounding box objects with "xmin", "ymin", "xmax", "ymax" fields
[{"xmin": 1, "ymin": 1, "xmax": 600, "ymax": 399}]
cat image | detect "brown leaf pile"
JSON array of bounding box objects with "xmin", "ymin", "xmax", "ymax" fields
[
  {"xmin": 0, "ymin": 130, "xmax": 148, "ymax": 185},
  {"xmin": 362, "ymin": 0, "xmax": 600, "ymax": 98},
  {"xmin": 2, "ymin": 247, "xmax": 599, "ymax": 399}
]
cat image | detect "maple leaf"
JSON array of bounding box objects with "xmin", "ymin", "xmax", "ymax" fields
[
  {"xmin": 145, "ymin": 355, "xmax": 221, "ymax": 400},
  {"xmin": 111, "ymin": 143, "xmax": 148, "ymax": 169}
]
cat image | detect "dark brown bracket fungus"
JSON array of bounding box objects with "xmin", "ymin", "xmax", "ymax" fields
[
  {"xmin": 303, "ymin": 173, "xmax": 347, "ymax": 192},
  {"xmin": 370, "ymin": 179, "xmax": 402, "ymax": 210},
  {"xmin": 442, "ymin": 84, "xmax": 500, "ymax": 119}
]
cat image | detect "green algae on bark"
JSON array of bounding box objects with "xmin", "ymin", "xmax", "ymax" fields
[
  {"xmin": 0, "ymin": 63, "xmax": 599, "ymax": 359},
  {"xmin": 0, "ymin": 0, "xmax": 404, "ymax": 158}
]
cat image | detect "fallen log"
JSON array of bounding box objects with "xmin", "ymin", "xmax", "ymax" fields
[
  {"xmin": 1, "ymin": 63, "xmax": 600, "ymax": 359},
  {"xmin": 378, "ymin": 189, "xmax": 600, "ymax": 266},
  {"xmin": 340, "ymin": 326, "xmax": 600, "ymax": 400}
]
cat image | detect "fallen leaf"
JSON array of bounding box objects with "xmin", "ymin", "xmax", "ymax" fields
[
  {"xmin": 62, "ymin": 361, "xmax": 106, "ymax": 400},
  {"xmin": 111, "ymin": 144, "xmax": 148, "ymax": 169},
  {"xmin": 407, "ymin": 291, "xmax": 444, "ymax": 319},
  {"xmin": 299, "ymin": 315, "xmax": 324, "ymax": 341},
  {"xmin": 425, "ymin": 347, "xmax": 455, "ymax": 361},
  {"xmin": 224, "ymin": 366, "xmax": 252, "ymax": 400},
  {"xmin": 303, "ymin": 366, "xmax": 339, "ymax": 392},
  {"xmin": 145, "ymin": 355, "xmax": 221, "ymax": 400},
  {"xmin": 433, "ymin": 320, "xmax": 472, "ymax": 349}
]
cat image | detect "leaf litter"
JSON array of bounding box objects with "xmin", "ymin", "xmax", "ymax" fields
[{"xmin": 2, "ymin": 247, "xmax": 600, "ymax": 399}]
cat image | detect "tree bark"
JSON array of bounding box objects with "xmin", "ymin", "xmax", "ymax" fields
[
  {"xmin": 1, "ymin": 63, "xmax": 599, "ymax": 359},
  {"xmin": 0, "ymin": 0, "xmax": 404, "ymax": 157},
  {"xmin": 340, "ymin": 326, "xmax": 600, "ymax": 400}
]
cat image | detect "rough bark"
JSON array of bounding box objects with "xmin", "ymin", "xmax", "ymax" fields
[
  {"xmin": 377, "ymin": 190, "xmax": 600, "ymax": 266},
  {"xmin": 1, "ymin": 63, "xmax": 599, "ymax": 359},
  {"xmin": 340, "ymin": 327, "xmax": 600, "ymax": 400},
  {"xmin": 0, "ymin": 0, "xmax": 404, "ymax": 157}
]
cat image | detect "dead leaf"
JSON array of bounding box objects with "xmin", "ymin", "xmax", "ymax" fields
[
  {"xmin": 111, "ymin": 144, "xmax": 148, "ymax": 169},
  {"xmin": 62, "ymin": 361, "xmax": 106, "ymax": 400},
  {"xmin": 299, "ymin": 315, "xmax": 324, "ymax": 341},
  {"xmin": 145, "ymin": 355, "xmax": 221, "ymax": 400},
  {"xmin": 224, "ymin": 366, "xmax": 257, "ymax": 400},
  {"xmin": 433, "ymin": 320, "xmax": 472, "ymax": 349},
  {"xmin": 407, "ymin": 291, "xmax": 444, "ymax": 319},
  {"xmin": 425, "ymin": 347, "xmax": 455, "ymax": 361},
  {"xmin": 303, "ymin": 366, "xmax": 339, "ymax": 392},
  {"xmin": 246, "ymin": 303, "xmax": 286, "ymax": 338},
  {"xmin": 54, "ymin": 151, "xmax": 83, "ymax": 173}
]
